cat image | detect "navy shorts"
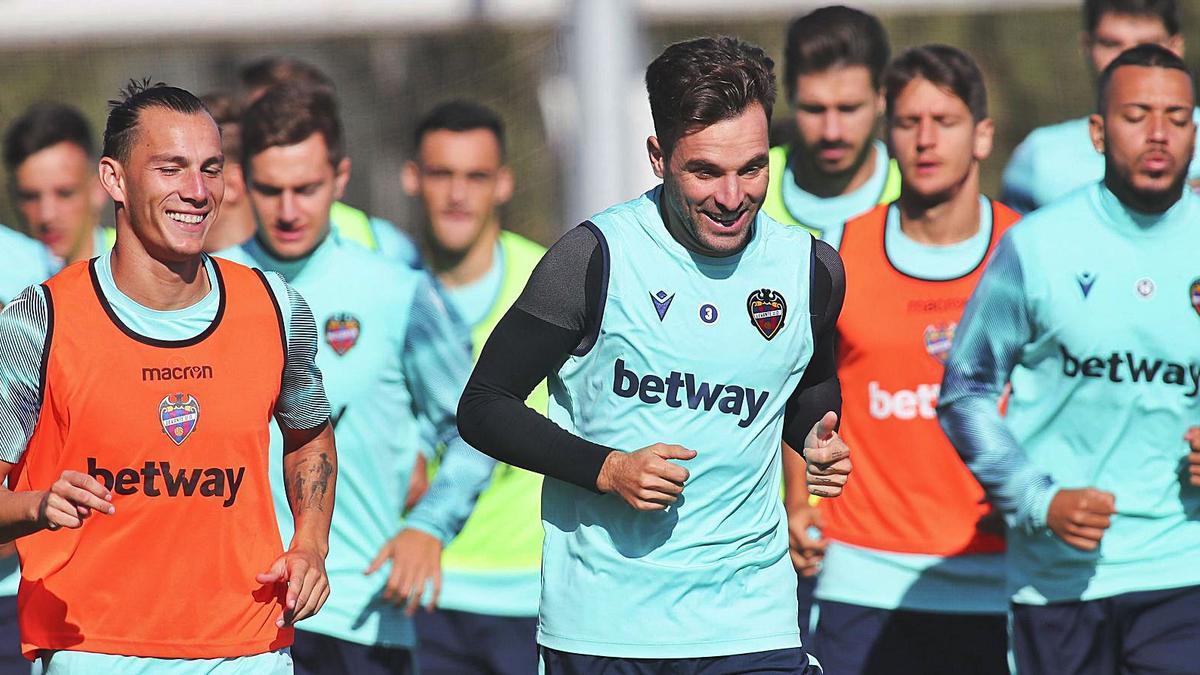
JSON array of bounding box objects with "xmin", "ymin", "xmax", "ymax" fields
[
  {"xmin": 0, "ymin": 595, "xmax": 26, "ymax": 675},
  {"xmin": 1012, "ymin": 584, "xmax": 1200, "ymax": 675},
  {"xmin": 414, "ymin": 607, "xmax": 538, "ymax": 675},
  {"xmin": 540, "ymin": 646, "xmax": 820, "ymax": 674},
  {"xmin": 809, "ymin": 600, "xmax": 1007, "ymax": 675},
  {"xmin": 291, "ymin": 629, "xmax": 415, "ymax": 675}
]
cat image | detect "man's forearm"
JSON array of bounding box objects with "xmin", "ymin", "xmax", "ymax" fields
[{"xmin": 282, "ymin": 423, "xmax": 336, "ymax": 555}]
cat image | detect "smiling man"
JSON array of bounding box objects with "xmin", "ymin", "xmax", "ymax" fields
[
  {"xmin": 3, "ymin": 104, "xmax": 111, "ymax": 267},
  {"xmin": 458, "ymin": 37, "xmax": 852, "ymax": 674},
  {"xmin": 942, "ymin": 45, "xmax": 1200, "ymax": 674},
  {"xmin": 0, "ymin": 82, "xmax": 336, "ymax": 674}
]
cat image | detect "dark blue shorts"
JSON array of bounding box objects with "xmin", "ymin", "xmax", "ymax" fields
[
  {"xmin": 291, "ymin": 629, "xmax": 414, "ymax": 675},
  {"xmin": 539, "ymin": 646, "xmax": 820, "ymax": 674},
  {"xmin": 414, "ymin": 607, "xmax": 538, "ymax": 675},
  {"xmin": 0, "ymin": 595, "xmax": 25, "ymax": 675},
  {"xmin": 809, "ymin": 600, "xmax": 1007, "ymax": 675},
  {"xmin": 1012, "ymin": 584, "xmax": 1200, "ymax": 675}
]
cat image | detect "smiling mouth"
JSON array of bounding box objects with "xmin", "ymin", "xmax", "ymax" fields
[
  {"xmin": 167, "ymin": 211, "xmax": 205, "ymax": 225},
  {"xmin": 702, "ymin": 209, "xmax": 745, "ymax": 228}
]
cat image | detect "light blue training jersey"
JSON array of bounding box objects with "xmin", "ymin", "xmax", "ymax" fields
[
  {"xmin": 218, "ymin": 232, "xmax": 495, "ymax": 649},
  {"xmin": 0, "ymin": 250, "xmax": 328, "ymax": 674},
  {"xmin": 1001, "ymin": 110, "xmax": 1200, "ymax": 213},
  {"xmin": 540, "ymin": 187, "xmax": 815, "ymax": 658},
  {"xmin": 940, "ymin": 183, "xmax": 1200, "ymax": 605},
  {"xmin": 815, "ymin": 198, "xmax": 1006, "ymax": 614},
  {"xmin": 780, "ymin": 140, "xmax": 893, "ymax": 249}
]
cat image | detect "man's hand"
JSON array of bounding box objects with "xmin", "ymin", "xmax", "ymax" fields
[
  {"xmin": 786, "ymin": 501, "xmax": 825, "ymax": 577},
  {"xmin": 803, "ymin": 412, "xmax": 851, "ymax": 498},
  {"xmin": 365, "ymin": 528, "xmax": 442, "ymax": 616},
  {"xmin": 1184, "ymin": 427, "xmax": 1200, "ymax": 486},
  {"xmin": 257, "ymin": 543, "xmax": 330, "ymax": 627},
  {"xmin": 36, "ymin": 471, "xmax": 115, "ymax": 532},
  {"xmin": 1046, "ymin": 487, "xmax": 1115, "ymax": 551},
  {"xmin": 595, "ymin": 444, "xmax": 695, "ymax": 511},
  {"xmin": 405, "ymin": 454, "xmax": 430, "ymax": 511}
]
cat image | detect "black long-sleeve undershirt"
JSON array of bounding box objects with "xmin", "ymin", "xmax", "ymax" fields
[{"xmin": 458, "ymin": 224, "xmax": 844, "ymax": 492}]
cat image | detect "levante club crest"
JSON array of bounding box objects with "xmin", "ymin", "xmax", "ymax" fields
[
  {"xmin": 325, "ymin": 314, "xmax": 361, "ymax": 356},
  {"xmin": 747, "ymin": 289, "xmax": 787, "ymax": 341},
  {"xmin": 924, "ymin": 322, "xmax": 957, "ymax": 365},
  {"xmin": 1191, "ymin": 278, "xmax": 1200, "ymax": 317},
  {"xmin": 159, "ymin": 393, "xmax": 200, "ymax": 446}
]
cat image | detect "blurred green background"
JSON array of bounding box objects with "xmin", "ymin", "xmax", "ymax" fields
[{"xmin": 0, "ymin": 5, "xmax": 1195, "ymax": 246}]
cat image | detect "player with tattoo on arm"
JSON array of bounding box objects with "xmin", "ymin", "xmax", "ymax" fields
[{"xmin": 0, "ymin": 82, "xmax": 335, "ymax": 675}]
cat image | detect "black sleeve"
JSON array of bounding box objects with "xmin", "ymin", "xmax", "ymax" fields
[
  {"xmin": 457, "ymin": 225, "xmax": 614, "ymax": 491},
  {"xmin": 782, "ymin": 238, "xmax": 845, "ymax": 453}
]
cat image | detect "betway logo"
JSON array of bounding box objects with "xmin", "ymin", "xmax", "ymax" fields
[
  {"xmin": 1061, "ymin": 346, "xmax": 1200, "ymax": 397},
  {"xmin": 88, "ymin": 458, "xmax": 245, "ymax": 508},
  {"xmin": 612, "ymin": 358, "xmax": 769, "ymax": 428},
  {"xmin": 868, "ymin": 381, "xmax": 940, "ymax": 420}
]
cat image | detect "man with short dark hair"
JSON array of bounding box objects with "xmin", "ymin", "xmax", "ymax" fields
[
  {"xmin": 3, "ymin": 103, "xmax": 111, "ymax": 267},
  {"xmin": 765, "ymin": 5, "xmax": 900, "ymax": 246},
  {"xmin": 459, "ymin": 36, "xmax": 851, "ymax": 673},
  {"xmin": 806, "ymin": 45, "xmax": 1014, "ymax": 675},
  {"xmin": 0, "ymin": 81, "xmax": 336, "ymax": 674},
  {"xmin": 238, "ymin": 56, "xmax": 420, "ymax": 263},
  {"xmin": 1002, "ymin": 0, "xmax": 1200, "ymax": 211},
  {"xmin": 200, "ymin": 93, "xmax": 256, "ymax": 252},
  {"xmin": 403, "ymin": 100, "xmax": 545, "ymax": 675},
  {"xmin": 943, "ymin": 45, "xmax": 1200, "ymax": 674},
  {"xmin": 218, "ymin": 84, "xmax": 495, "ymax": 675}
]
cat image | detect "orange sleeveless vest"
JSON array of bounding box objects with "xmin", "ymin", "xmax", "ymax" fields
[
  {"xmin": 14, "ymin": 258, "xmax": 291, "ymax": 659},
  {"xmin": 821, "ymin": 200, "xmax": 1019, "ymax": 557}
]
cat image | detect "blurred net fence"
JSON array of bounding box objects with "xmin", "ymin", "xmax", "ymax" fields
[{"xmin": 0, "ymin": 3, "xmax": 1195, "ymax": 247}]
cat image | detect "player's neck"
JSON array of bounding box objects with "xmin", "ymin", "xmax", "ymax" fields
[
  {"xmin": 66, "ymin": 225, "xmax": 98, "ymax": 265},
  {"xmin": 430, "ymin": 221, "xmax": 500, "ymax": 289},
  {"xmin": 1104, "ymin": 175, "xmax": 1183, "ymax": 215},
  {"xmin": 203, "ymin": 202, "xmax": 256, "ymax": 252},
  {"xmin": 898, "ymin": 172, "xmax": 981, "ymax": 246},
  {"xmin": 109, "ymin": 232, "xmax": 209, "ymax": 312},
  {"xmin": 791, "ymin": 141, "xmax": 877, "ymax": 198}
]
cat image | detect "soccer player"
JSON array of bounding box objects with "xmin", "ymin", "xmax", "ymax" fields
[
  {"xmin": 1002, "ymin": 0, "xmax": 1200, "ymax": 211},
  {"xmin": 941, "ymin": 45, "xmax": 1200, "ymax": 674},
  {"xmin": 401, "ymin": 101, "xmax": 545, "ymax": 675},
  {"xmin": 239, "ymin": 56, "xmax": 421, "ymax": 265},
  {"xmin": 218, "ymin": 84, "xmax": 495, "ymax": 675},
  {"xmin": 200, "ymin": 93, "xmax": 256, "ymax": 252},
  {"xmin": 3, "ymin": 103, "xmax": 112, "ymax": 267},
  {"xmin": 0, "ymin": 82, "xmax": 335, "ymax": 673},
  {"xmin": 804, "ymin": 45, "xmax": 1015, "ymax": 675},
  {"xmin": 766, "ymin": 5, "xmax": 898, "ymax": 636},
  {"xmin": 764, "ymin": 5, "xmax": 900, "ymax": 247},
  {"xmin": 459, "ymin": 36, "xmax": 851, "ymax": 673}
]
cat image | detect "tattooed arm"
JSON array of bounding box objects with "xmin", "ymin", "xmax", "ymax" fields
[
  {"xmin": 256, "ymin": 422, "xmax": 337, "ymax": 626},
  {"xmin": 256, "ymin": 277, "xmax": 337, "ymax": 626}
]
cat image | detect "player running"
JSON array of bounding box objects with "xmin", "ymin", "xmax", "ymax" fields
[
  {"xmin": 942, "ymin": 45, "xmax": 1200, "ymax": 674},
  {"xmin": 218, "ymin": 83, "xmax": 495, "ymax": 675},
  {"xmin": 804, "ymin": 45, "xmax": 1014, "ymax": 675},
  {"xmin": 459, "ymin": 36, "xmax": 851, "ymax": 674},
  {"xmin": 0, "ymin": 82, "xmax": 335, "ymax": 674},
  {"xmin": 1002, "ymin": 0, "xmax": 1200, "ymax": 211},
  {"xmin": 402, "ymin": 101, "xmax": 547, "ymax": 675}
]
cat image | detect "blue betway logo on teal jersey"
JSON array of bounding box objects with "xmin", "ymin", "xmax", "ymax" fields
[
  {"xmin": 1060, "ymin": 345, "xmax": 1200, "ymax": 397},
  {"xmin": 612, "ymin": 358, "xmax": 769, "ymax": 427}
]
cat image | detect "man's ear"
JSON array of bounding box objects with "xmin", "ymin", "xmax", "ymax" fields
[
  {"xmin": 1088, "ymin": 113, "xmax": 1106, "ymax": 155},
  {"xmin": 98, "ymin": 157, "xmax": 126, "ymax": 205},
  {"xmin": 494, "ymin": 165, "xmax": 514, "ymax": 206},
  {"xmin": 402, "ymin": 160, "xmax": 420, "ymax": 197},
  {"xmin": 333, "ymin": 157, "xmax": 351, "ymax": 201},
  {"xmin": 647, "ymin": 136, "xmax": 666, "ymax": 179}
]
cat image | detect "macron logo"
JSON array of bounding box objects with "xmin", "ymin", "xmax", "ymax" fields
[{"xmin": 611, "ymin": 358, "xmax": 769, "ymax": 428}]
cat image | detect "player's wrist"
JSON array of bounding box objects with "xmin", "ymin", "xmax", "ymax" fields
[
  {"xmin": 595, "ymin": 451, "xmax": 622, "ymax": 493},
  {"xmin": 288, "ymin": 533, "xmax": 329, "ymax": 559}
]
